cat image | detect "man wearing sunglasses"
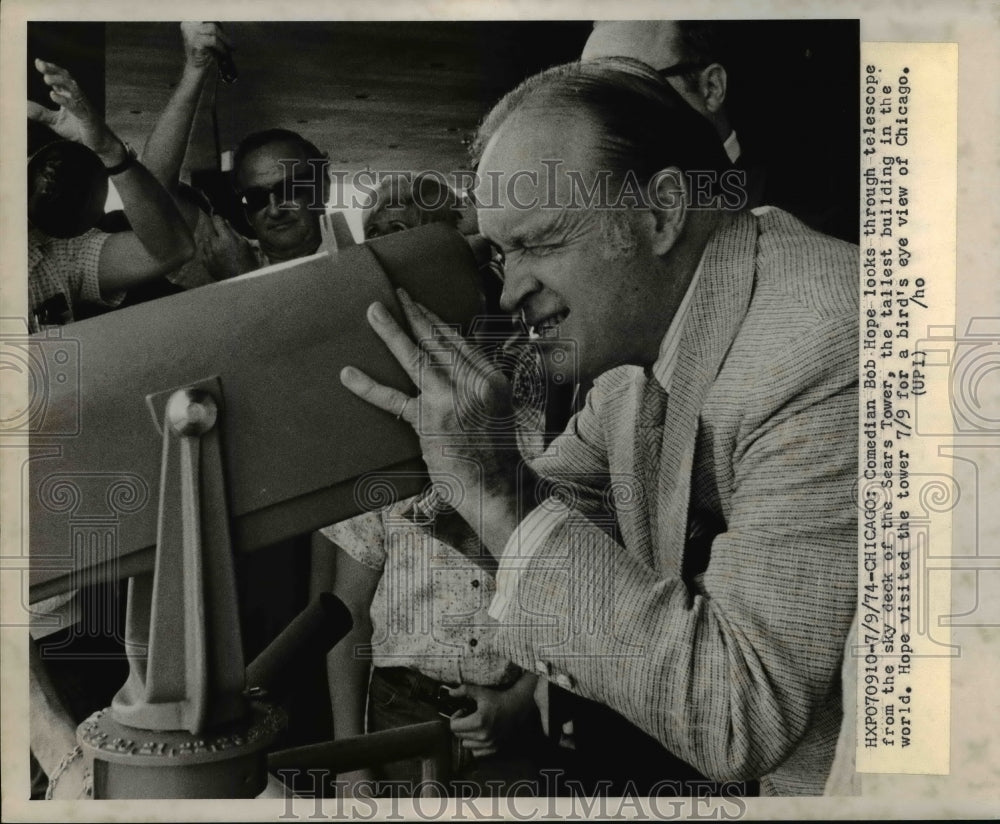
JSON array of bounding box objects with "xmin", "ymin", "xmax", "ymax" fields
[
  {"xmin": 141, "ymin": 25, "xmax": 327, "ymax": 283},
  {"xmin": 232, "ymin": 128, "xmax": 330, "ymax": 267}
]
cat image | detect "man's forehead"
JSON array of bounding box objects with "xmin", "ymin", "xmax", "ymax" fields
[
  {"xmin": 473, "ymin": 110, "xmax": 599, "ymax": 208},
  {"xmin": 238, "ymin": 140, "xmax": 311, "ymax": 182},
  {"xmin": 476, "ymin": 189, "xmax": 597, "ymax": 247}
]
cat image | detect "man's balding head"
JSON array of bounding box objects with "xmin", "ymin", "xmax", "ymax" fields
[
  {"xmin": 473, "ymin": 57, "xmax": 731, "ymax": 200},
  {"xmin": 472, "ymin": 58, "xmax": 732, "ymax": 382}
]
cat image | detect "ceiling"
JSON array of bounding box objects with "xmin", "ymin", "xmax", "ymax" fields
[
  {"xmin": 28, "ymin": 20, "xmax": 860, "ymax": 241},
  {"xmin": 103, "ymin": 21, "xmax": 593, "ymax": 179}
]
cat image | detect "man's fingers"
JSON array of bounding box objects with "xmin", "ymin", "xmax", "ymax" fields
[
  {"xmin": 395, "ymin": 287, "xmax": 435, "ymax": 340},
  {"xmin": 448, "ymin": 710, "xmax": 486, "ymax": 735},
  {"xmin": 39, "ymin": 65, "xmax": 77, "ymax": 93},
  {"xmin": 211, "ymin": 214, "xmax": 243, "ymax": 245},
  {"xmin": 37, "ymin": 63, "xmax": 89, "ymax": 117},
  {"xmin": 340, "ymin": 366, "xmax": 415, "ymax": 423},
  {"xmin": 208, "ymin": 214, "xmax": 225, "ymax": 237},
  {"xmin": 211, "ymin": 214, "xmax": 238, "ymax": 240},
  {"xmin": 34, "ymin": 58, "xmax": 62, "ymax": 77},
  {"xmin": 26, "ymin": 100, "xmax": 56, "ymax": 125},
  {"xmin": 457, "ymin": 732, "xmax": 495, "ymax": 747},
  {"xmin": 397, "ymin": 288, "xmax": 462, "ymax": 356},
  {"xmin": 200, "ymin": 34, "xmax": 233, "ymax": 58},
  {"xmin": 182, "ymin": 23, "xmax": 233, "ymax": 71},
  {"xmin": 210, "ymin": 27, "xmax": 235, "ymax": 50},
  {"xmin": 366, "ymin": 301, "xmax": 425, "ymax": 382},
  {"xmin": 410, "ymin": 295, "xmax": 468, "ymax": 349},
  {"xmin": 399, "ymin": 288, "xmax": 484, "ymax": 371},
  {"xmin": 49, "ymin": 90, "xmax": 86, "ymax": 120},
  {"xmin": 410, "ymin": 295, "xmax": 451, "ymax": 334},
  {"xmin": 34, "ymin": 59, "xmax": 78, "ymax": 97},
  {"xmin": 196, "ymin": 21, "xmax": 235, "ymax": 50},
  {"xmin": 396, "ymin": 289, "xmax": 475, "ymax": 375}
]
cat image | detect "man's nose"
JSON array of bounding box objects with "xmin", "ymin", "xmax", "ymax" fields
[
  {"xmin": 265, "ymin": 192, "xmax": 285, "ymax": 218},
  {"xmin": 498, "ymin": 265, "xmax": 540, "ymax": 314}
]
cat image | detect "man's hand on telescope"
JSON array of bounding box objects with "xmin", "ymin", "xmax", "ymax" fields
[{"xmin": 340, "ymin": 289, "xmax": 530, "ymax": 564}]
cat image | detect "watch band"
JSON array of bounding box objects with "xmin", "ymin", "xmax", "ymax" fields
[{"xmin": 103, "ymin": 142, "xmax": 136, "ymax": 176}]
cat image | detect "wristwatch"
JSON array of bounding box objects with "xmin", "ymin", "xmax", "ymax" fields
[{"xmin": 103, "ymin": 141, "xmax": 137, "ymax": 176}]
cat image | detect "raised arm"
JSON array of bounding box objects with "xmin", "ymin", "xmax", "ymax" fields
[
  {"xmin": 142, "ymin": 22, "xmax": 231, "ymax": 224},
  {"xmin": 28, "ymin": 59, "xmax": 194, "ymax": 294},
  {"xmin": 142, "ymin": 23, "xmax": 264, "ymax": 282}
]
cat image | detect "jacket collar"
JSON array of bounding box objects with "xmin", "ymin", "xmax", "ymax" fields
[{"xmin": 654, "ymin": 209, "xmax": 759, "ymax": 569}]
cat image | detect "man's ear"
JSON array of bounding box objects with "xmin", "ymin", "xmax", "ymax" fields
[
  {"xmin": 646, "ymin": 167, "xmax": 687, "ymax": 256},
  {"xmin": 697, "ymin": 63, "xmax": 728, "ymax": 114}
]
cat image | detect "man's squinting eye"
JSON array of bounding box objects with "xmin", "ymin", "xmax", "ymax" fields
[{"xmin": 522, "ymin": 244, "xmax": 558, "ymax": 257}]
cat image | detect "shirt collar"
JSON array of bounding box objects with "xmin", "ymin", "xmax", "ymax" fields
[
  {"xmin": 650, "ymin": 255, "xmax": 704, "ymax": 392},
  {"xmin": 723, "ymin": 129, "xmax": 741, "ymax": 164}
]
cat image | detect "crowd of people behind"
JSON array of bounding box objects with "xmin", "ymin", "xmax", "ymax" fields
[
  {"xmin": 27, "ymin": 24, "xmax": 479, "ymax": 333},
  {"xmin": 28, "ymin": 20, "xmax": 861, "ymax": 801}
]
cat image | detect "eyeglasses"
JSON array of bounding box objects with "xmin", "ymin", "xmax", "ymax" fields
[
  {"xmin": 658, "ymin": 61, "xmax": 708, "ymax": 79},
  {"xmin": 238, "ymin": 175, "xmax": 322, "ymax": 215}
]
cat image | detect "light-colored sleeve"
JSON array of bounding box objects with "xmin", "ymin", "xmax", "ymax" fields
[
  {"xmin": 72, "ymin": 230, "xmax": 124, "ymax": 308},
  {"xmin": 495, "ymin": 316, "xmax": 858, "ymax": 787},
  {"xmin": 320, "ymin": 509, "xmax": 387, "ymax": 572},
  {"xmin": 488, "ymin": 496, "xmax": 570, "ymax": 621},
  {"xmin": 487, "ymin": 370, "xmax": 628, "ymax": 621},
  {"xmin": 527, "ymin": 370, "xmax": 614, "ymax": 503}
]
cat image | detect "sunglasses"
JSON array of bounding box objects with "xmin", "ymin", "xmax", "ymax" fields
[{"xmin": 238, "ymin": 175, "xmax": 323, "ymax": 215}]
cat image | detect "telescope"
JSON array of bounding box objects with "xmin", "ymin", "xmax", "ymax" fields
[{"xmin": 26, "ymin": 222, "xmax": 487, "ymax": 797}]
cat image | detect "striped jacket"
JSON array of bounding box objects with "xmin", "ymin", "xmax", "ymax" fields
[{"xmin": 497, "ymin": 207, "xmax": 859, "ymax": 796}]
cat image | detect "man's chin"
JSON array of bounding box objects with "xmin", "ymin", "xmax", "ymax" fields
[{"xmin": 260, "ymin": 227, "xmax": 316, "ymax": 259}]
